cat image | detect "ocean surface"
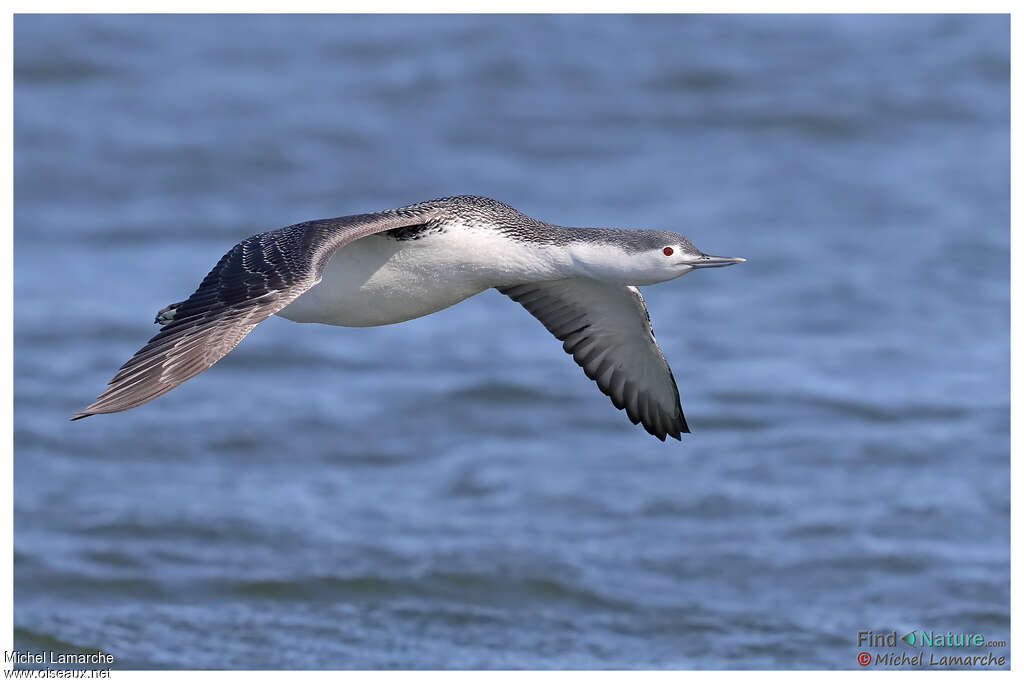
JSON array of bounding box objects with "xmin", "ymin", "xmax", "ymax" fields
[{"xmin": 13, "ymin": 14, "xmax": 1009, "ymax": 669}]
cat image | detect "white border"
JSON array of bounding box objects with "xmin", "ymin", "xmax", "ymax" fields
[{"xmin": 4, "ymin": 8, "xmax": 1015, "ymax": 680}]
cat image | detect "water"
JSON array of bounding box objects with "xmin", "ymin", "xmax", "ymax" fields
[{"xmin": 13, "ymin": 14, "xmax": 1009, "ymax": 669}]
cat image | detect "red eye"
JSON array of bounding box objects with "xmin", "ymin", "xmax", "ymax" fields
[{"xmin": 663, "ymin": 247, "xmax": 674, "ymax": 256}]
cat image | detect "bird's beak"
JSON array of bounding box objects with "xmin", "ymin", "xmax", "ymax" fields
[{"xmin": 687, "ymin": 254, "xmax": 747, "ymax": 269}]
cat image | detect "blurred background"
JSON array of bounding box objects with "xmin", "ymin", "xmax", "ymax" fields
[{"xmin": 14, "ymin": 14, "xmax": 1008, "ymax": 669}]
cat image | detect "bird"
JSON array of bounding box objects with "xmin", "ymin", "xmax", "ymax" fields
[{"xmin": 72, "ymin": 195, "xmax": 744, "ymax": 440}]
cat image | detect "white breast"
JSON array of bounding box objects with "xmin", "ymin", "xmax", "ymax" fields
[{"xmin": 277, "ymin": 225, "xmax": 571, "ymax": 327}]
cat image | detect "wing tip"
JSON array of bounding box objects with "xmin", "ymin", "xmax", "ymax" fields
[
  {"xmin": 648, "ymin": 412, "xmax": 688, "ymax": 442},
  {"xmin": 649, "ymin": 423, "xmax": 683, "ymax": 442},
  {"xmin": 71, "ymin": 399, "xmax": 107, "ymax": 420}
]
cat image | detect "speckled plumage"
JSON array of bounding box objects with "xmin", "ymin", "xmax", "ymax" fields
[{"xmin": 395, "ymin": 195, "xmax": 700, "ymax": 253}]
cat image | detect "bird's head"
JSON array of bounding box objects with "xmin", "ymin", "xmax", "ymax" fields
[{"xmin": 615, "ymin": 230, "xmax": 746, "ymax": 285}]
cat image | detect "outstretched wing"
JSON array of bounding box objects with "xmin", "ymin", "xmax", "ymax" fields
[
  {"xmin": 72, "ymin": 207, "xmax": 439, "ymax": 420},
  {"xmin": 498, "ymin": 279, "xmax": 688, "ymax": 441}
]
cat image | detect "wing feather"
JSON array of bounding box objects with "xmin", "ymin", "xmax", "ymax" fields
[
  {"xmin": 72, "ymin": 206, "xmax": 440, "ymax": 419},
  {"xmin": 499, "ymin": 279, "xmax": 688, "ymax": 441}
]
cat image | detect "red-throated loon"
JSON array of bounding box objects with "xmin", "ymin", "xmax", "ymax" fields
[{"xmin": 72, "ymin": 195, "xmax": 745, "ymax": 440}]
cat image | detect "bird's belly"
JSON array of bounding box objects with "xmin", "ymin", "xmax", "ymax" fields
[{"xmin": 277, "ymin": 233, "xmax": 491, "ymax": 327}]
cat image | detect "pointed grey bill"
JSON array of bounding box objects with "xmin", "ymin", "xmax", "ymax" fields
[
  {"xmin": 498, "ymin": 279, "xmax": 688, "ymax": 441},
  {"xmin": 684, "ymin": 254, "xmax": 749, "ymax": 268},
  {"xmin": 71, "ymin": 205, "xmax": 444, "ymax": 420},
  {"xmin": 689, "ymin": 255, "xmax": 746, "ymax": 269}
]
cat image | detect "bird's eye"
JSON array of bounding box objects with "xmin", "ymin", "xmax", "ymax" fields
[{"xmin": 663, "ymin": 247, "xmax": 674, "ymax": 256}]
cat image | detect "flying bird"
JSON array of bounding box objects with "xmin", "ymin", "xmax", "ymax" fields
[{"xmin": 72, "ymin": 195, "xmax": 744, "ymax": 440}]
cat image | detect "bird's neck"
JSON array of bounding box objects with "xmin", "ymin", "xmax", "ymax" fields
[{"xmin": 563, "ymin": 239, "xmax": 646, "ymax": 284}]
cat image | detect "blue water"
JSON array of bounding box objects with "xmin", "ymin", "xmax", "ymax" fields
[{"xmin": 14, "ymin": 14, "xmax": 1009, "ymax": 669}]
